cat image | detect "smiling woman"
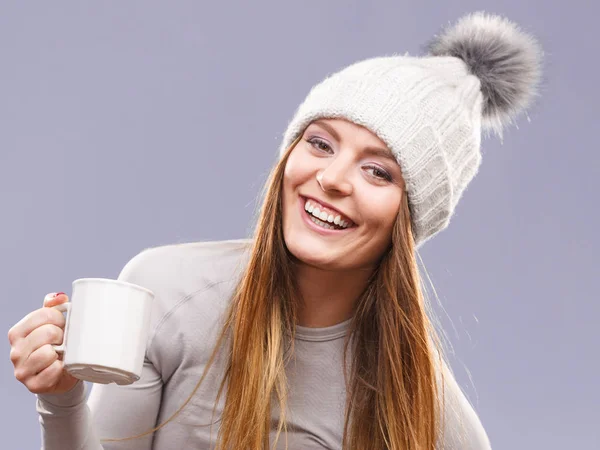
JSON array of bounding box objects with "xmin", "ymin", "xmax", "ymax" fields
[
  {"xmin": 283, "ymin": 119, "xmax": 405, "ymax": 281},
  {"xmin": 20, "ymin": 11, "xmax": 543, "ymax": 450}
]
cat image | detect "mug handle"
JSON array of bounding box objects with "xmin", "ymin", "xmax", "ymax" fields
[{"xmin": 51, "ymin": 302, "xmax": 72, "ymax": 354}]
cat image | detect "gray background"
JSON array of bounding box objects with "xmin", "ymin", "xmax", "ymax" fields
[{"xmin": 2, "ymin": 1, "xmax": 598, "ymax": 449}]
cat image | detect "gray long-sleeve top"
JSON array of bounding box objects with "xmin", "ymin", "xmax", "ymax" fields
[{"xmin": 36, "ymin": 239, "xmax": 492, "ymax": 449}]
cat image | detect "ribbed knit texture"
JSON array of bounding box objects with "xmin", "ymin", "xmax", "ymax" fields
[{"xmin": 279, "ymin": 55, "xmax": 484, "ymax": 248}]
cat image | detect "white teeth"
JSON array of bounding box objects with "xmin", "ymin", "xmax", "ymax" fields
[
  {"xmin": 310, "ymin": 216, "xmax": 332, "ymax": 229},
  {"xmin": 304, "ymin": 199, "xmax": 351, "ymax": 229}
]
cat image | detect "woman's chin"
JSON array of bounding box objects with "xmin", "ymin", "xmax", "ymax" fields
[
  {"xmin": 286, "ymin": 240, "xmax": 328, "ymax": 266},
  {"xmin": 286, "ymin": 241, "xmax": 347, "ymax": 270}
]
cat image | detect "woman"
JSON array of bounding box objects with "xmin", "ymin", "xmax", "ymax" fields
[{"xmin": 9, "ymin": 12, "xmax": 542, "ymax": 450}]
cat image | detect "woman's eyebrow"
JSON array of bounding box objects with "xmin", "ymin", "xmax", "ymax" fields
[
  {"xmin": 311, "ymin": 120, "xmax": 341, "ymax": 141},
  {"xmin": 362, "ymin": 146, "xmax": 397, "ymax": 163}
]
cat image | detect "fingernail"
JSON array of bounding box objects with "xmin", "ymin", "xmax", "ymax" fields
[{"xmin": 56, "ymin": 292, "xmax": 65, "ymax": 297}]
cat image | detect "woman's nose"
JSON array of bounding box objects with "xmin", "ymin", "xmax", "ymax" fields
[{"xmin": 317, "ymin": 160, "xmax": 353, "ymax": 195}]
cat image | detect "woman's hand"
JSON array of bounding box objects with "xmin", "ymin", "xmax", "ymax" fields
[{"xmin": 8, "ymin": 293, "xmax": 80, "ymax": 395}]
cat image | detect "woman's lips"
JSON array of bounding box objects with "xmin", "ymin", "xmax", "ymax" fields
[
  {"xmin": 301, "ymin": 196, "xmax": 355, "ymax": 227},
  {"xmin": 299, "ymin": 197, "xmax": 355, "ymax": 236}
]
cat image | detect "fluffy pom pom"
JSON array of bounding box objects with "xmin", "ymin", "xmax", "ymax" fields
[{"xmin": 427, "ymin": 11, "xmax": 543, "ymax": 136}]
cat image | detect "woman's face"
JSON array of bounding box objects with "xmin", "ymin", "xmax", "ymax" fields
[{"xmin": 282, "ymin": 118, "xmax": 406, "ymax": 271}]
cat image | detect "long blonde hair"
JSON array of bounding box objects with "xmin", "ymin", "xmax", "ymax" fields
[{"xmin": 102, "ymin": 136, "xmax": 446, "ymax": 449}]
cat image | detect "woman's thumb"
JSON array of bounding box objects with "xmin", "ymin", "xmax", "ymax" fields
[{"xmin": 43, "ymin": 292, "xmax": 68, "ymax": 307}]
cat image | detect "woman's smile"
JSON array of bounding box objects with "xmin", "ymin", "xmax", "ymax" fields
[
  {"xmin": 299, "ymin": 195, "xmax": 356, "ymax": 236},
  {"xmin": 282, "ymin": 118, "xmax": 404, "ymax": 270}
]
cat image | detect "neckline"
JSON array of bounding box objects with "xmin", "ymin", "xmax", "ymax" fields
[{"xmin": 294, "ymin": 316, "xmax": 353, "ymax": 342}]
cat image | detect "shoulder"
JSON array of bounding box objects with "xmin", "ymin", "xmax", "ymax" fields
[
  {"xmin": 117, "ymin": 238, "xmax": 252, "ymax": 293},
  {"xmin": 437, "ymin": 357, "xmax": 492, "ymax": 449},
  {"xmin": 116, "ymin": 239, "xmax": 252, "ymax": 353}
]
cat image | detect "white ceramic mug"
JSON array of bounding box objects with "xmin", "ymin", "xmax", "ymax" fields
[{"xmin": 51, "ymin": 278, "xmax": 155, "ymax": 385}]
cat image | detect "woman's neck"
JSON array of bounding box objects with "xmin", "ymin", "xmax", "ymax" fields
[{"xmin": 293, "ymin": 262, "xmax": 374, "ymax": 328}]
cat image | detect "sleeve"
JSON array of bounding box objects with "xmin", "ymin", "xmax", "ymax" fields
[
  {"xmin": 36, "ymin": 248, "xmax": 165, "ymax": 450},
  {"xmin": 437, "ymin": 359, "xmax": 492, "ymax": 450},
  {"xmin": 36, "ymin": 359, "xmax": 162, "ymax": 450}
]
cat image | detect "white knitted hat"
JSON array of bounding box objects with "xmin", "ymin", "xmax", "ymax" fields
[{"xmin": 279, "ymin": 12, "xmax": 543, "ymax": 248}]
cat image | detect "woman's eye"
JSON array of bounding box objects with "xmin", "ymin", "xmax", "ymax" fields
[
  {"xmin": 307, "ymin": 138, "xmax": 333, "ymax": 153},
  {"xmin": 365, "ymin": 165, "xmax": 392, "ymax": 182}
]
